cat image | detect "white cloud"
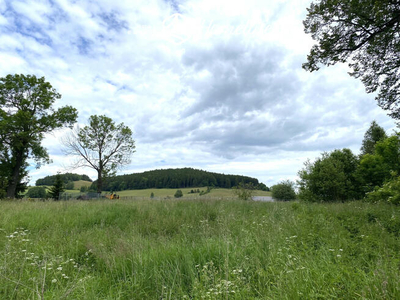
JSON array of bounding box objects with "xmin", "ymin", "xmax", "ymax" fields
[{"xmin": 1, "ymin": 0, "xmax": 396, "ymax": 187}]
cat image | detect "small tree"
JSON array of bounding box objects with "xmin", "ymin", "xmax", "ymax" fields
[
  {"xmin": 298, "ymin": 149, "xmax": 360, "ymax": 202},
  {"xmin": 174, "ymin": 190, "xmax": 183, "ymax": 198},
  {"xmin": 271, "ymin": 180, "xmax": 296, "ymax": 201},
  {"xmin": 150, "ymin": 192, "xmax": 155, "ymax": 198},
  {"xmin": 62, "ymin": 115, "xmax": 135, "ymax": 194},
  {"xmin": 80, "ymin": 186, "xmax": 87, "ymax": 193},
  {"xmin": 233, "ymin": 182, "xmax": 255, "ymax": 201},
  {"xmin": 47, "ymin": 174, "xmax": 64, "ymax": 200}
]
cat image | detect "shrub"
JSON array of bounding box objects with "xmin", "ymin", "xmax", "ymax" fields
[
  {"xmin": 365, "ymin": 173, "xmax": 400, "ymax": 205},
  {"xmin": 233, "ymin": 182, "xmax": 255, "ymax": 201},
  {"xmin": 271, "ymin": 180, "xmax": 296, "ymax": 201},
  {"xmin": 80, "ymin": 186, "xmax": 87, "ymax": 193},
  {"xmin": 25, "ymin": 186, "xmax": 47, "ymax": 199},
  {"xmin": 174, "ymin": 190, "xmax": 183, "ymax": 198},
  {"xmin": 150, "ymin": 192, "xmax": 155, "ymax": 198}
]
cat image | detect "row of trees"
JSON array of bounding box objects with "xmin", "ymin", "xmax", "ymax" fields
[
  {"xmin": 94, "ymin": 168, "xmax": 265, "ymax": 191},
  {"xmin": 0, "ymin": 74, "xmax": 136, "ymax": 198},
  {"xmin": 297, "ymin": 121, "xmax": 398, "ymax": 203}
]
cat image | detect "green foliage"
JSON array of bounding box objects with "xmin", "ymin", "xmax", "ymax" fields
[
  {"xmin": 355, "ymin": 154, "xmax": 390, "ymax": 193},
  {"xmin": 25, "ymin": 186, "xmax": 47, "ymax": 199},
  {"xmin": 36, "ymin": 173, "xmax": 92, "ymax": 186},
  {"xmin": 99, "ymin": 168, "xmax": 259, "ymax": 191},
  {"xmin": 47, "ymin": 174, "xmax": 65, "ymax": 200},
  {"xmin": 233, "ymin": 182, "xmax": 255, "ymax": 200},
  {"xmin": 80, "ymin": 186, "xmax": 88, "ymax": 193},
  {"xmin": 258, "ymin": 182, "xmax": 270, "ymax": 191},
  {"xmin": 150, "ymin": 192, "xmax": 154, "ymax": 198},
  {"xmin": 63, "ymin": 115, "xmax": 135, "ymax": 193},
  {"xmin": 65, "ymin": 181, "xmax": 74, "ymax": 190},
  {"xmin": 298, "ymin": 149, "xmax": 360, "ymax": 202},
  {"xmin": 0, "ymin": 74, "xmax": 77, "ymax": 198},
  {"xmin": 374, "ymin": 134, "xmax": 400, "ymax": 172},
  {"xmin": 174, "ymin": 190, "xmax": 183, "ymax": 198},
  {"xmin": 366, "ymin": 173, "xmax": 400, "ymax": 205},
  {"xmin": 303, "ymin": 1, "xmax": 400, "ymax": 119},
  {"xmin": 271, "ymin": 180, "xmax": 296, "ymax": 201},
  {"xmin": 360, "ymin": 121, "xmax": 387, "ymax": 156}
]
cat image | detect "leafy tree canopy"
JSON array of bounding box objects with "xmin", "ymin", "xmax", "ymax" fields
[
  {"xmin": 298, "ymin": 148, "xmax": 361, "ymax": 202},
  {"xmin": 303, "ymin": 0, "xmax": 400, "ymax": 118},
  {"xmin": 0, "ymin": 74, "xmax": 77, "ymax": 198}
]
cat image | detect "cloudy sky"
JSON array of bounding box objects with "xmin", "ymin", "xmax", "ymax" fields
[{"xmin": 0, "ymin": 0, "xmax": 396, "ymax": 187}]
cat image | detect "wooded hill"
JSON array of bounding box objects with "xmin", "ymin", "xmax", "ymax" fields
[
  {"xmin": 94, "ymin": 168, "xmax": 265, "ymax": 191},
  {"xmin": 36, "ymin": 173, "xmax": 92, "ymax": 186}
]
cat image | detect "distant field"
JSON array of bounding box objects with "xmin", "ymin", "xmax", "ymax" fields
[
  {"xmin": 115, "ymin": 187, "xmax": 272, "ymax": 198},
  {"xmin": 0, "ymin": 199, "xmax": 399, "ymax": 299},
  {"xmin": 72, "ymin": 180, "xmax": 92, "ymax": 189}
]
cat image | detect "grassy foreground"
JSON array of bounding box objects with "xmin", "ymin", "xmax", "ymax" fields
[{"xmin": 0, "ymin": 199, "xmax": 399, "ymax": 299}]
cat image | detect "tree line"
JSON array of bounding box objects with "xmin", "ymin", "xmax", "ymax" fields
[
  {"xmin": 36, "ymin": 173, "xmax": 92, "ymax": 186},
  {"xmin": 92, "ymin": 168, "xmax": 267, "ymax": 191},
  {"xmin": 298, "ymin": 121, "xmax": 399, "ymax": 204}
]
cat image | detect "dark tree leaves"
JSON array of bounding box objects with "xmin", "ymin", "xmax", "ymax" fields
[
  {"xmin": 0, "ymin": 74, "xmax": 78, "ymax": 198},
  {"xmin": 303, "ymin": 0, "xmax": 400, "ymax": 118}
]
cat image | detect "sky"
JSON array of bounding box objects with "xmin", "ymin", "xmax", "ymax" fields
[{"xmin": 0, "ymin": 0, "xmax": 396, "ymax": 187}]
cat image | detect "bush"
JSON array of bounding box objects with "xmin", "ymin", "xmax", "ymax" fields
[
  {"xmin": 233, "ymin": 182, "xmax": 255, "ymax": 201},
  {"xmin": 25, "ymin": 186, "xmax": 47, "ymax": 199},
  {"xmin": 150, "ymin": 192, "xmax": 155, "ymax": 198},
  {"xmin": 365, "ymin": 174, "xmax": 400, "ymax": 205},
  {"xmin": 80, "ymin": 186, "xmax": 87, "ymax": 193},
  {"xmin": 174, "ymin": 190, "xmax": 183, "ymax": 198},
  {"xmin": 271, "ymin": 180, "xmax": 296, "ymax": 201}
]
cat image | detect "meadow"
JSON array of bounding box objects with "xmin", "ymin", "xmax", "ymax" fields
[{"xmin": 0, "ymin": 198, "xmax": 399, "ymax": 299}]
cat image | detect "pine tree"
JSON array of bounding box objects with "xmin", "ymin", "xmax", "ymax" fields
[
  {"xmin": 48, "ymin": 173, "xmax": 65, "ymax": 200},
  {"xmin": 360, "ymin": 121, "xmax": 387, "ymax": 156}
]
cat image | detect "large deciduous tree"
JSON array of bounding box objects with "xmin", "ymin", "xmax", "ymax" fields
[
  {"xmin": 62, "ymin": 115, "xmax": 135, "ymax": 194},
  {"xmin": 0, "ymin": 74, "xmax": 78, "ymax": 198},
  {"xmin": 303, "ymin": 0, "xmax": 400, "ymax": 118}
]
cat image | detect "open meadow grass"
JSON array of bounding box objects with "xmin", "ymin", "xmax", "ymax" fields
[
  {"xmin": 116, "ymin": 187, "xmax": 271, "ymax": 199},
  {"xmin": 0, "ymin": 199, "xmax": 399, "ymax": 299}
]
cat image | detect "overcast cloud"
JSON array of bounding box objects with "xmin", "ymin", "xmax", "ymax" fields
[{"xmin": 0, "ymin": 0, "xmax": 396, "ymax": 187}]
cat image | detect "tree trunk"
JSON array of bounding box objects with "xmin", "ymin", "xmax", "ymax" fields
[
  {"xmin": 6, "ymin": 150, "xmax": 24, "ymax": 199},
  {"xmin": 97, "ymin": 169, "xmax": 103, "ymax": 195}
]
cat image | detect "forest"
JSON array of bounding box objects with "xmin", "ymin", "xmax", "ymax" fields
[{"xmin": 91, "ymin": 167, "xmax": 266, "ymax": 191}]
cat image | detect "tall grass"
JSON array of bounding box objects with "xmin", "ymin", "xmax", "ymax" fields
[{"xmin": 0, "ymin": 199, "xmax": 399, "ymax": 299}]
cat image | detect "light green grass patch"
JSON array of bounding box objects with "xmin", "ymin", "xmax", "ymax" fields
[{"xmin": 1, "ymin": 200, "xmax": 398, "ymax": 299}]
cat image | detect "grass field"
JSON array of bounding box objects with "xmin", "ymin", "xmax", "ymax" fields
[
  {"xmin": 116, "ymin": 187, "xmax": 271, "ymax": 198},
  {"xmin": 1, "ymin": 199, "xmax": 399, "ymax": 299},
  {"xmin": 72, "ymin": 180, "xmax": 93, "ymax": 190}
]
